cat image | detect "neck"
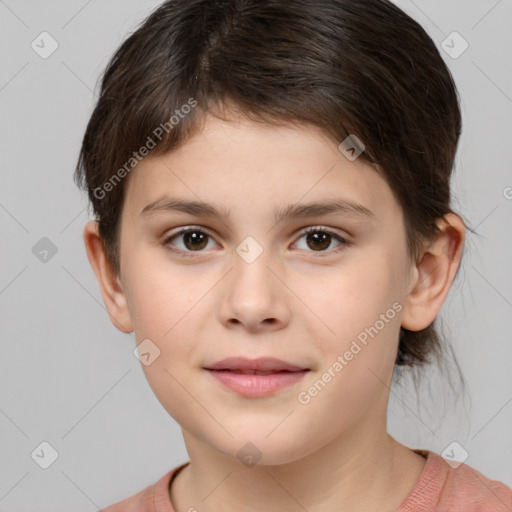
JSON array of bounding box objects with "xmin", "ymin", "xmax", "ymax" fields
[{"xmin": 170, "ymin": 420, "xmax": 426, "ymax": 512}]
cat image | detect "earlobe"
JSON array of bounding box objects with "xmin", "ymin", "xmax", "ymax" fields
[
  {"xmin": 83, "ymin": 221, "xmax": 134, "ymax": 333},
  {"xmin": 401, "ymin": 213, "xmax": 465, "ymax": 331}
]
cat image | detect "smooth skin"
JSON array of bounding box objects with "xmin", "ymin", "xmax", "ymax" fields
[{"xmin": 84, "ymin": 109, "xmax": 465, "ymax": 512}]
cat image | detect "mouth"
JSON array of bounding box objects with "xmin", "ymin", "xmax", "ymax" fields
[
  {"xmin": 203, "ymin": 356, "xmax": 310, "ymax": 373},
  {"xmin": 206, "ymin": 369, "xmax": 307, "ymax": 375},
  {"xmin": 203, "ymin": 358, "xmax": 310, "ymax": 397}
]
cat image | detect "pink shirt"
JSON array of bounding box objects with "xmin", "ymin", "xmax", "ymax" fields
[{"xmin": 100, "ymin": 450, "xmax": 512, "ymax": 511}]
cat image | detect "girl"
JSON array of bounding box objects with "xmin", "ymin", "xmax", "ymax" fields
[{"xmin": 76, "ymin": 0, "xmax": 512, "ymax": 510}]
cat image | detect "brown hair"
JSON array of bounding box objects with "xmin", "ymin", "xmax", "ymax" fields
[{"xmin": 74, "ymin": 0, "xmax": 473, "ymax": 372}]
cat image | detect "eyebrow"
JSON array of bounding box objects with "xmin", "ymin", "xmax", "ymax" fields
[{"xmin": 140, "ymin": 197, "xmax": 375, "ymax": 225}]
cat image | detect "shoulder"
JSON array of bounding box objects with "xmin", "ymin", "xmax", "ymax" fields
[
  {"xmin": 99, "ymin": 476, "xmax": 163, "ymax": 512},
  {"xmin": 438, "ymin": 454, "xmax": 512, "ymax": 511},
  {"xmin": 98, "ymin": 463, "xmax": 188, "ymax": 512},
  {"xmin": 399, "ymin": 450, "xmax": 512, "ymax": 512},
  {"xmin": 99, "ymin": 480, "xmax": 156, "ymax": 512}
]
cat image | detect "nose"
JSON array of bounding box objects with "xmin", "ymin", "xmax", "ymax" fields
[{"xmin": 218, "ymin": 244, "xmax": 291, "ymax": 333}]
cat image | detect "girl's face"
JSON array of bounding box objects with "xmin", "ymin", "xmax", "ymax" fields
[{"xmin": 116, "ymin": 112, "xmax": 416, "ymax": 465}]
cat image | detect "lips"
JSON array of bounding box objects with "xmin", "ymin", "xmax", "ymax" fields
[
  {"xmin": 204, "ymin": 356, "xmax": 308, "ymax": 373},
  {"xmin": 204, "ymin": 357, "xmax": 310, "ymax": 397}
]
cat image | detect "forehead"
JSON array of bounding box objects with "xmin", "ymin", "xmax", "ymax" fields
[{"xmin": 122, "ymin": 113, "xmax": 401, "ymax": 223}]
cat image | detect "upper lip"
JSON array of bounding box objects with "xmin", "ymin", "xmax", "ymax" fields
[{"xmin": 204, "ymin": 357, "xmax": 309, "ymax": 372}]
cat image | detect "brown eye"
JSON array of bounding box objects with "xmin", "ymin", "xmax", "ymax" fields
[
  {"xmin": 163, "ymin": 225, "xmax": 349, "ymax": 259},
  {"xmin": 294, "ymin": 227, "xmax": 348, "ymax": 255},
  {"xmin": 305, "ymin": 231, "xmax": 331, "ymax": 251},
  {"xmin": 181, "ymin": 230, "xmax": 209, "ymax": 251},
  {"xmin": 163, "ymin": 228, "xmax": 215, "ymax": 254}
]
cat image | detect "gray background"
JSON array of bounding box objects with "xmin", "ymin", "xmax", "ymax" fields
[{"xmin": 0, "ymin": 0, "xmax": 511, "ymax": 510}]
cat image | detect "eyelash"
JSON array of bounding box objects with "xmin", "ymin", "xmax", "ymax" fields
[{"xmin": 162, "ymin": 226, "xmax": 350, "ymax": 258}]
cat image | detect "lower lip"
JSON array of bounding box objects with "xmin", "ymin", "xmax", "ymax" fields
[{"xmin": 205, "ymin": 369, "xmax": 309, "ymax": 397}]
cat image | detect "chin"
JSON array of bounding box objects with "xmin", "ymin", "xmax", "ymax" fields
[{"xmin": 210, "ymin": 430, "xmax": 312, "ymax": 468}]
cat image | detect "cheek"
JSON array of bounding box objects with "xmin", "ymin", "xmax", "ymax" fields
[
  {"xmin": 296, "ymin": 277, "xmax": 401, "ymax": 433},
  {"xmin": 304, "ymin": 253, "xmax": 403, "ymax": 383},
  {"xmin": 124, "ymin": 254, "xmax": 205, "ymax": 337},
  {"xmin": 308, "ymin": 255, "xmax": 401, "ymax": 339},
  {"xmin": 126, "ymin": 262, "xmax": 204, "ymax": 423}
]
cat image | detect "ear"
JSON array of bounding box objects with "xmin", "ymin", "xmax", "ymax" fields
[
  {"xmin": 83, "ymin": 221, "xmax": 134, "ymax": 333},
  {"xmin": 401, "ymin": 213, "xmax": 465, "ymax": 331}
]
